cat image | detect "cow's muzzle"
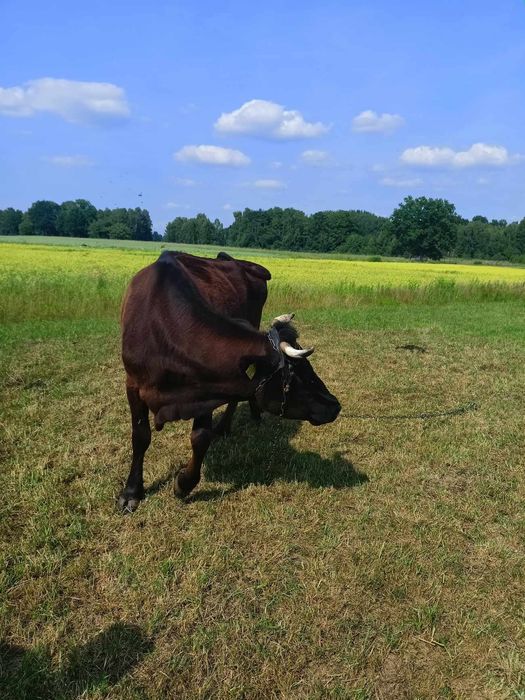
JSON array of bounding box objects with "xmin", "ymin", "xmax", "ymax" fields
[{"xmin": 309, "ymin": 396, "xmax": 341, "ymax": 426}]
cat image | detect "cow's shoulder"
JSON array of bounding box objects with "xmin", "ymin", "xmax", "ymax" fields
[
  {"xmin": 216, "ymin": 251, "xmax": 271, "ymax": 281},
  {"xmin": 150, "ymin": 250, "xmax": 207, "ymax": 306},
  {"xmin": 236, "ymin": 259, "xmax": 271, "ymax": 281}
]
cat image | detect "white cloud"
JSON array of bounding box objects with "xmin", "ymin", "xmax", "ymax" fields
[
  {"xmin": 352, "ymin": 110, "xmax": 405, "ymax": 133},
  {"xmin": 165, "ymin": 202, "xmax": 190, "ymax": 210},
  {"xmin": 223, "ymin": 203, "xmax": 233, "ymax": 210},
  {"xmin": 174, "ymin": 177, "xmax": 196, "ymax": 186},
  {"xmin": 253, "ymin": 179, "xmax": 286, "ymax": 189},
  {"xmin": 301, "ymin": 149, "xmax": 331, "ymax": 166},
  {"xmin": 401, "ymin": 143, "xmax": 523, "ymax": 168},
  {"xmin": 0, "ymin": 78, "xmax": 130, "ymax": 123},
  {"xmin": 178, "ymin": 102, "xmax": 197, "ymax": 115},
  {"xmin": 215, "ymin": 99, "xmax": 329, "ymax": 139},
  {"xmin": 380, "ymin": 176, "xmax": 423, "ymax": 187},
  {"xmin": 45, "ymin": 154, "xmax": 94, "ymax": 167},
  {"xmin": 174, "ymin": 145, "xmax": 250, "ymax": 166}
]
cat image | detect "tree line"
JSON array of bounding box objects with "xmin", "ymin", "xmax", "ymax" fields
[
  {"xmin": 165, "ymin": 198, "xmax": 525, "ymax": 262},
  {"xmin": 2, "ymin": 196, "xmax": 525, "ymax": 261},
  {"xmin": 0, "ymin": 199, "xmax": 158, "ymax": 241}
]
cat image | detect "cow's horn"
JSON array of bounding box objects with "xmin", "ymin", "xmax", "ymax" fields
[
  {"xmin": 272, "ymin": 313, "xmax": 295, "ymax": 325},
  {"xmin": 280, "ymin": 341, "xmax": 314, "ymax": 358}
]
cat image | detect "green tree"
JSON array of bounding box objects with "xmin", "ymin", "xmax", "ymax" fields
[
  {"xmin": 307, "ymin": 211, "xmax": 332, "ymax": 251},
  {"xmin": 340, "ymin": 233, "xmax": 365, "ymax": 254},
  {"xmin": 213, "ymin": 218, "xmax": 225, "ymax": 245},
  {"xmin": 18, "ymin": 213, "xmax": 34, "ymax": 235},
  {"xmin": 515, "ymin": 218, "xmax": 525, "ymax": 255},
  {"xmin": 108, "ymin": 222, "xmax": 132, "ymax": 240},
  {"xmin": 0, "ymin": 208, "xmax": 23, "ymax": 235},
  {"xmin": 165, "ymin": 217, "xmax": 189, "ymax": 242},
  {"xmin": 88, "ymin": 218, "xmax": 110, "ymax": 239},
  {"xmin": 26, "ymin": 200, "xmax": 60, "ymax": 236},
  {"xmin": 127, "ymin": 208, "xmax": 153, "ymax": 241},
  {"xmin": 279, "ymin": 209, "xmax": 309, "ymax": 250},
  {"xmin": 454, "ymin": 219, "xmax": 510, "ymax": 260},
  {"xmin": 88, "ymin": 208, "xmax": 137, "ymax": 240},
  {"xmin": 390, "ymin": 196, "xmax": 460, "ymax": 259},
  {"xmin": 226, "ymin": 209, "xmax": 269, "ymax": 248},
  {"xmin": 346, "ymin": 210, "xmax": 386, "ymax": 239},
  {"xmin": 56, "ymin": 199, "xmax": 97, "ymax": 237},
  {"xmin": 194, "ymin": 213, "xmax": 215, "ymax": 244},
  {"xmin": 455, "ymin": 221, "xmax": 483, "ymax": 258}
]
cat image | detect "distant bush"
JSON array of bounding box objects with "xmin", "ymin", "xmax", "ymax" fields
[{"xmin": 367, "ymin": 255, "xmax": 382, "ymax": 262}]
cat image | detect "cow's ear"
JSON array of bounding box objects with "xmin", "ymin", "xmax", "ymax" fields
[{"xmin": 272, "ymin": 313, "xmax": 295, "ymax": 325}]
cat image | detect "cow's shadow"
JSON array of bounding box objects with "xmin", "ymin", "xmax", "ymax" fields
[
  {"xmin": 0, "ymin": 622, "xmax": 152, "ymax": 700},
  {"xmin": 201, "ymin": 405, "xmax": 368, "ymax": 494}
]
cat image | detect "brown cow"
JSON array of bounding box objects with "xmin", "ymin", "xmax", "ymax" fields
[{"xmin": 119, "ymin": 250, "xmax": 340, "ymax": 510}]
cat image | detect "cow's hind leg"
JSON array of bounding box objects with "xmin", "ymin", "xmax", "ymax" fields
[
  {"xmin": 118, "ymin": 386, "xmax": 151, "ymax": 512},
  {"xmin": 175, "ymin": 414, "xmax": 213, "ymax": 498},
  {"xmin": 249, "ymin": 397, "xmax": 262, "ymax": 422},
  {"xmin": 213, "ymin": 401, "xmax": 238, "ymax": 436}
]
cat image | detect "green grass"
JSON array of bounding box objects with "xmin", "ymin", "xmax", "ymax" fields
[{"xmin": 1, "ymin": 239, "xmax": 525, "ymax": 698}]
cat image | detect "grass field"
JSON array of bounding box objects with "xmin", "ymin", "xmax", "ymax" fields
[
  {"xmin": 2, "ymin": 239, "xmax": 525, "ymax": 326},
  {"xmin": 1, "ymin": 239, "xmax": 524, "ymax": 699}
]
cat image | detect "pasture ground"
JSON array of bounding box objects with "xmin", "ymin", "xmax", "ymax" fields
[{"xmin": 1, "ymin": 239, "xmax": 524, "ymax": 699}]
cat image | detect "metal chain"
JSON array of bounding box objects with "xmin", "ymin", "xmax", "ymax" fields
[{"xmin": 255, "ymin": 330, "xmax": 293, "ymax": 417}]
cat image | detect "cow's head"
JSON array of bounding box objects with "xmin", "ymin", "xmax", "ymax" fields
[{"xmin": 254, "ymin": 314, "xmax": 341, "ymax": 425}]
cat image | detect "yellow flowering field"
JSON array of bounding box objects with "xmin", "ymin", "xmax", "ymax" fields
[
  {"xmin": 3, "ymin": 241, "xmax": 525, "ymax": 283},
  {"xmin": 1, "ymin": 241, "xmax": 525, "ymax": 323}
]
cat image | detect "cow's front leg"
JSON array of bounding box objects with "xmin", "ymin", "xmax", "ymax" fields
[
  {"xmin": 213, "ymin": 401, "xmax": 238, "ymax": 436},
  {"xmin": 119, "ymin": 386, "xmax": 151, "ymax": 512},
  {"xmin": 249, "ymin": 397, "xmax": 262, "ymax": 422},
  {"xmin": 175, "ymin": 414, "xmax": 213, "ymax": 498}
]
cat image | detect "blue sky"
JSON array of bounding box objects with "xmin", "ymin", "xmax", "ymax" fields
[{"xmin": 1, "ymin": 0, "xmax": 524, "ymax": 233}]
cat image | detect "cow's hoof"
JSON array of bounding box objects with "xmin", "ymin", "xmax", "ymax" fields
[
  {"xmin": 174, "ymin": 470, "xmax": 195, "ymax": 499},
  {"xmin": 118, "ymin": 488, "xmax": 144, "ymax": 513}
]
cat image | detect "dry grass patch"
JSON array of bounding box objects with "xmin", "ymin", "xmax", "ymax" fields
[{"xmin": 1, "ymin": 318, "xmax": 525, "ymax": 699}]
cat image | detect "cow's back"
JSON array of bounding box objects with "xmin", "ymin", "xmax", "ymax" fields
[
  {"xmin": 121, "ymin": 251, "xmax": 271, "ymax": 406},
  {"xmin": 170, "ymin": 251, "xmax": 270, "ymax": 326}
]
